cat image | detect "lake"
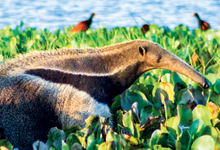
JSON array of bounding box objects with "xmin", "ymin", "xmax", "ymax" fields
[{"xmin": 0, "ymin": 0, "xmax": 219, "ymax": 31}]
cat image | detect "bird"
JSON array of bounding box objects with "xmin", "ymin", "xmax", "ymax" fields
[
  {"xmin": 70, "ymin": 13, "xmax": 96, "ymax": 33},
  {"xmin": 141, "ymin": 24, "xmax": 150, "ymax": 35},
  {"xmin": 192, "ymin": 13, "xmax": 211, "ymax": 31}
]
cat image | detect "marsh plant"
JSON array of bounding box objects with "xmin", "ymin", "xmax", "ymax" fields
[{"xmin": 0, "ymin": 22, "xmax": 220, "ymax": 150}]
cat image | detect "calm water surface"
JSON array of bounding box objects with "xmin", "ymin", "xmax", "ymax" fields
[{"xmin": 0, "ymin": 0, "xmax": 219, "ymax": 31}]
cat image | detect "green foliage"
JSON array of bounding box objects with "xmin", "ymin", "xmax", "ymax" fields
[
  {"xmin": 1, "ymin": 23, "xmax": 220, "ymax": 149},
  {"xmin": 0, "ymin": 140, "xmax": 13, "ymax": 150}
]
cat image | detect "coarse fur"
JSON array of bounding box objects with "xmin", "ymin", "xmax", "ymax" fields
[{"xmin": 0, "ymin": 40, "xmax": 209, "ymax": 149}]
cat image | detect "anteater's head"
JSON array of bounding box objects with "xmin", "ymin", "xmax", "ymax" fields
[{"xmin": 136, "ymin": 40, "xmax": 209, "ymax": 89}]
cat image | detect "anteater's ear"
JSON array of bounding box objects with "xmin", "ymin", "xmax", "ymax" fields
[{"xmin": 139, "ymin": 46, "xmax": 147, "ymax": 56}]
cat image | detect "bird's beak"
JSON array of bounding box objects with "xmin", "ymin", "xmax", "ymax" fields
[{"xmin": 192, "ymin": 14, "xmax": 195, "ymax": 17}]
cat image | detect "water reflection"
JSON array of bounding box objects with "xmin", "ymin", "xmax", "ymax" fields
[{"xmin": 0, "ymin": 0, "xmax": 219, "ymax": 31}]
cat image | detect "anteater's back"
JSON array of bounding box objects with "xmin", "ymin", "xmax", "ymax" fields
[{"xmin": 0, "ymin": 47, "xmax": 112, "ymax": 149}]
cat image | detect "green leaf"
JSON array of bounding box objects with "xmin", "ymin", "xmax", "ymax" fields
[
  {"xmin": 192, "ymin": 105, "xmax": 211, "ymax": 126},
  {"xmin": 138, "ymin": 75, "xmax": 157, "ymax": 93},
  {"xmin": 61, "ymin": 141, "xmax": 68, "ymax": 150},
  {"xmin": 171, "ymin": 72, "xmax": 199, "ymax": 89},
  {"xmin": 165, "ymin": 116, "xmax": 180, "ymax": 136},
  {"xmin": 140, "ymin": 105, "xmax": 161, "ymax": 128},
  {"xmin": 175, "ymin": 130, "xmax": 190, "ymax": 150},
  {"xmin": 9, "ymin": 37, "xmax": 16, "ymax": 56},
  {"xmin": 150, "ymin": 24, "xmax": 160, "ymax": 33},
  {"xmin": 27, "ymin": 40, "xmax": 34, "ymax": 50},
  {"xmin": 126, "ymin": 89, "xmax": 148, "ymax": 102},
  {"xmin": 161, "ymin": 73, "xmax": 171, "ymax": 83},
  {"xmin": 110, "ymin": 95, "xmax": 122, "ymax": 114},
  {"xmin": 152, "ymin": 82, "xmax": 175, "ymax": 104},
  {"xmin": 127, "ymin": 135, "xmax": 139, "ymax": 146},
  {"xmin": 213, "ymin": 79, "xmax": 220, "ymax": 93},
  {"xmin": 152, "ymin": 145, "xmax": 172, "ymax": 150},
  {"xmin": 122, "ymin": 110, "xmax": 134, "ymax": 135},
  {"xmin": 205, "ymin": 73, "xmax": 219, "ymax": 85},
  {"xmin": 130, "ymin": 83, "xmax": 149, "ymax": 97},
  {"xmin": 106, "ymin": 129, "xmax": 118, "ymax": 142},
  {"xmin": 98, "ymin": 141, "xmax": 117, "ymax": 150},
  {"xmin": 120, "ymin": 95, "xmax": 147, "ymax": 112},
  {"xmin": 188, "ymin": 87, "xmax": 205, "ymax": 105},
  {"xmin": 167, "ymin": 132, "xmax": 177, "ymax": 148},
  {"xmin": 133, "ymin": 123, "xmax": 141, "ymax": 138},
  {"xmin": 66, "ymin": 133, "xmax": 81, "ymax": 150},
  {"xmin": 150, "ymin": 130, "xmax": 169, "ymax": 148},
  {"xmin": 0, "ymin": 140, "xmax": 13, "ymax": 150},
  {"xmin": 194, "ymin": 125, "xmax": 218, "ymax": 142},
  {"xmin": 20, "ymin": 21, "xmax": 24, "ymax": 27},
  {"xmin": 191, "ymin": 135, "xmax": 215, "ymax": 150},
  {"xmin": 170, "ymin": 72, "xmax": 187, "ymax": 88},
  {"xmin": 206, "ymin": 63, "xmax": 220, "ymax": 74},
  {"xmin": 87, "ymin": 132, "xmax": 96, "ymax": 146},
  {"xmin": 210, "ymin": 94, "xmax": 220, "ymax": 107},
  {"xmin": 176, "ymin": 88, "xmax": 189, "ymax": 104},
  {"xmin": 188, "ymin": 119, "xmax": 205, "ymax": 140},
  {"xmin": 206, "ymin": 101, "xmax": 219, "ymax": 119},
  {"xmin": 177, "ymin": 87, "xmax": 205, "ymax": 106},
  {"xmin": 115, "ymin": 110, "xmax": 123, "ymax": 127},
  {"xmin": 85, "ymin": 115, "xmax": 100, "ymax": 129},
  {"xmin": 164, "ymin": 100, "xmax": 176, "ymax": 120},
  {"xmin": 63, "ymin": 126, "xmax": 82, "ymax": 137},
  {"xmin": 177, "ymin": 103, "xmax": 193, "ymax": 126},
  {"xmin": 46, "ymin": 127, "xmax": 66, "ymax": 150}
]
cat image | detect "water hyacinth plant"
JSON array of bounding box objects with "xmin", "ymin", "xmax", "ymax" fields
[{"xmin": 0, "ymin": 22, "xmax": 220, "ymax": 149}]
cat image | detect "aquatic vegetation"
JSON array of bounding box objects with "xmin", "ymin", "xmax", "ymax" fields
[{"xmin": 0, "ymin": 22, "xmax": 220, "ymax": 149}]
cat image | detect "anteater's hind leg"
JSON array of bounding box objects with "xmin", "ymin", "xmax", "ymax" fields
[{"xmin": 1, "ymin": 107, "xmax": 61, "ymax": 150}]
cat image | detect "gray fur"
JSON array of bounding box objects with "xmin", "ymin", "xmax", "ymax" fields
[{"xmin": 0, "ymin": 40, "xmax": 209, "ymax": 149}]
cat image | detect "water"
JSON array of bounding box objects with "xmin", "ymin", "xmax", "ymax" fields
[{"xmin": 0, "ymin": 0, "xmax": 220, "ymax": 31}]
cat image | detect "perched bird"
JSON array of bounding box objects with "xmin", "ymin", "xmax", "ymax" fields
[
  {"xmin": 70, "ymin": 13, "xmax": 96, "ymax": 33},
  {"xmin": 192, "ymin": 13, "xmax": 211, "ymax": 31},
  {"xmin": 141, "ymin": 24, "xmax": 150, "ymax": 35}
]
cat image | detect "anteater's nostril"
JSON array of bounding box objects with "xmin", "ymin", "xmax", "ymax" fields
[{"xmin": 203, "ymin": 79, "xmax": 210, "ymax": 89}]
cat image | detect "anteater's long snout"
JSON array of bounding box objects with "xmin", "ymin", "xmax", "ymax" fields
[
  {"xmin": 168, "ymin": 56, "xmax": 210, "ymax": 89},
  {"xmin": 154, "ymin": 46, "xmax": 210, "ymax": 89}
]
